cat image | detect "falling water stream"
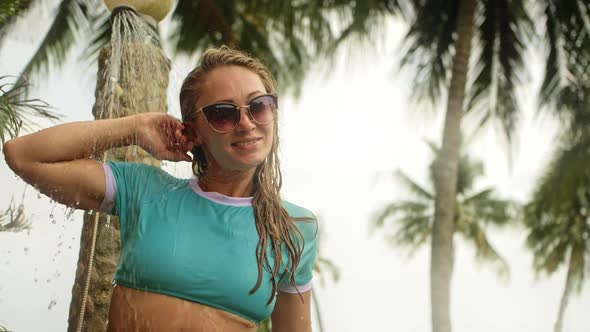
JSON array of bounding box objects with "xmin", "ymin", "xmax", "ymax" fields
[{"xmin": 76, "ymin": 6, "xmax": 169, "ymax": 332}]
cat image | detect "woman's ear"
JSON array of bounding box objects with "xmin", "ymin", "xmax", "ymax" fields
[{"xmin": 182, "ymin": 121, "xmax": 202, "ymax": 145}]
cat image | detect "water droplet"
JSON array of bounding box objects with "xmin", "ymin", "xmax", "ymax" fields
[
  {"xmin": 49, "ymin": 213, "xmax": 54, "ymax": 219},
  {"xmin": 23, "ymin": 247, "xmax": 29, "ymax": 255},
  {"xmin": 68, "ymin": 245, "xmax": 72, "ymax": 249},
  {"xmin": 37, "ymin": 193, "xmax": 42, "ymax": 199},
  {"xmin": 46, "ymin": 279, "xmax": 51, "ymax": 283},
  {"xmin": 66, "ymin": 207, "xmax": 75, "ymax": 220},
  {"xmin": 48, "ymin": 299, "xmax": 57, "ymax": 310},
  {"xmin": 34, "ymin": 278, "xmax": 38, "ymax": 283},
  {"xmin": 52, "ymin": 220, "xmax": 56, "ymax": 224}
]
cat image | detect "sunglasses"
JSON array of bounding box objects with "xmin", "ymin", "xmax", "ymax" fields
[{"xmin": 187, "ymin": 93, "xmax": 278, "ymax": 133}]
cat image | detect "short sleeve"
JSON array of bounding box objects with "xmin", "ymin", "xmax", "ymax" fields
[
  {"xmin": 100, "ymin": 161, "xmax": 161, "ymax": 235},
  {"xmin": 279, "ymin": 204, "xmax": 319, "ymax": 293}
]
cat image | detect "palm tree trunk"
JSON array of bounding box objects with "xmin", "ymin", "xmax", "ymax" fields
[
  {"xmin": 430, "ymin": 0, "xmax": 476, "ymax": 332},
  {"xmin": 311, "ymin": 287, "xmax": 325, "ymax": 332},
  {"xmin": 67, "ymin": 40, "xmax": 170, "ymax": 331},
  {"xmin": 554, "ymin": 249, "xmax": 576, "ymax": 332}
]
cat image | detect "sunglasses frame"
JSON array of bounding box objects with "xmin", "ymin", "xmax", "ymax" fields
[{"xmin": 188, "ymin": 93, "xmax": 278, "ymax": 134}]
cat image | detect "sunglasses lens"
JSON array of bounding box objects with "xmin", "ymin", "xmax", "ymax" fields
[
  {"xmin": 202, "ymin": 104, "xmax": 239, "ymax": 132},
  {"xmin": 249, "ymin": 95, "xmax": 276, "ymax": 124}
]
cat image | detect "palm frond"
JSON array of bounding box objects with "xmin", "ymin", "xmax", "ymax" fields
[
  {"xmin": 538, "ymin": 0, "xmax": 590, "ymax": 132},
  {"xmin": 461, "ymin": 187, "xmax": 516, "ymax": 227},
  {"xmin": 12, "ymin": 0, "xmax": 92, "ymax": 95},
  {"xmin": 0, "ymin": 0, "xmax": 35, "ymax": 47},
  {"xmin": 79, "ymin": 5, "xmax": 110, "ymax": 66},
  {"xmin": 526, "ymin": 137, "xmax": 590, "ymax": 216},
  {"xmin": 398, "ymin": 0, "xmax": 459, "ymax": 107},
  {"xmin": 326, "ymin": 0, "xmax": 408, "ymax": 56},
  {"xmin": 456, "ymin": 152, "xmax": 484, "ymax": 194},
  {"xmin": 314, "ymin": 256, "xmax": 340, "ymax": 287},
  {"xmin": 257, "ymin": 318, "xmax": 271, "ymax": 332},
  {"xmin": 466, "ymin": 0, "xmax": 532, "ymax": 143},
  {"xmin": 524, "ymin": 137, "xmax": 590, "ymax": 277},
  {"xmin": 170, "ymin": 0, "xmax": 336, "ymax": 95},
  {"xmin": 372, "ymin": 200, "xmax": 431, "ymax": 231},
  {"xmin": 395, "ymin": 169, "xmax": 434, "ymax": 200},
  {"xmin": 457, "ymin": 218, "xmax": 510, "ymax": 279},
  {"xmin": 0, "ymin": 199, "xmax": 31, "ymax": 232},
  {"xmin": 0, "ymin": 75, "xmax": 61, "ymax": 143},
  {"xmin": 389, "ymin": 214, "xmax": 432, "ymax": 256},
  {"xmin": 568, "ymin": 244, "xmax": 587, "ymax": 294}
]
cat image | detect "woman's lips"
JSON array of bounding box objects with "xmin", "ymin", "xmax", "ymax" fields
[{"xmin": 231, "ymin": 137, "xmax": 262, "ymax": 149}]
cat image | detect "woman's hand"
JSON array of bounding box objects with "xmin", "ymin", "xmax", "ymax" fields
[{"xmin": 135, "ymin": 113, "xmax": 195, "ymax": 162}]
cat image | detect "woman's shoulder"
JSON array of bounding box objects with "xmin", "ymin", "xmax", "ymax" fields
[
  {"xmin": 106, "ymin": 161, "xmax": 189, "ymax": 188},
  {"xmin": 282, "ymin": 200, "xmax": 316, "ymax": 220},
  {"xmin": 282, "ymin": 200, "xmax": 318, "ymax": 239}
]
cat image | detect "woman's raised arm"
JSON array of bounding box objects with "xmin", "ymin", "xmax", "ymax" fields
[{"xmin": 3, "ymin": 113, "xmax": 192, "ymax": 211}]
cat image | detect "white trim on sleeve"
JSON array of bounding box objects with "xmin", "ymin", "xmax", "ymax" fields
[
  {"xmin": 98, "ymin": 163, "xmax": 117, "ymax": 213},
  {"xmin": 278, "ymin": 280, "xmax": 312, "ymax": 294}
]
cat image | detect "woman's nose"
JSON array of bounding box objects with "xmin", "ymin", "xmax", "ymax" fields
[{"xmin": 236, "ymin": 106, "xmax": 256, "ymax": 131}]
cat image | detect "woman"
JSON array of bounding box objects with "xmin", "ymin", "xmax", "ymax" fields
[{"xmin": 3, "ymin": 46, "xmax": 318, "ymax": 332}]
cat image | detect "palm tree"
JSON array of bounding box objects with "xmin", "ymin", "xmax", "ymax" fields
[
  {"xmin": 373, "ymin": 141, "xmax": 515, "ymax": 302},
  {"xmin": 525, "ymin": 2, "xmax": 590, "ymax": 332},
  {"xmin": 316, "ymin": 2, "xmax": 590, "ymax": 331},
  {"xmin": 397, "ymin": 3, "xmax": 532, "ymax": 331},
  {"xmin": 524, "ymin": 135, "xmax": 590, "ymax": 332}
]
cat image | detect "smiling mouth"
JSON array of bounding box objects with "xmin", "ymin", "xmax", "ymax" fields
[{"xmin": 231, "ymin": 138, "xmax": 262, "ymax": 147}]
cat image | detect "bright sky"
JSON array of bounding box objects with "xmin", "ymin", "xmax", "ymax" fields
[{"xmin": 1, "ymin": 2, "xmax": 589, "ymax": 332}]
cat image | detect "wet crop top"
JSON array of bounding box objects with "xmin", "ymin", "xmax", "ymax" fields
[{"xmin": 99, "ymin": 161, "xmax": 318, "ymax": 323}]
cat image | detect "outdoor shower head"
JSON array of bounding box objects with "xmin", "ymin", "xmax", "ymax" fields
[
  {"xmin": 103, "ymin": 0, "xmax": 174, "ymax": 22},
  {"xmin": 110, "ymin": 4, "xmax": 158, "ymax": 31}
]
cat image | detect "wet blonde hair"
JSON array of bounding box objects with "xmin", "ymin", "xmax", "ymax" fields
[{"xmin": 179, "ymin": 46, "xmax": 308, "ymax": 304}]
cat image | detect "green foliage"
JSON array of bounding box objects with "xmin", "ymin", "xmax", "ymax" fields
[
  {"xmin": 465, "ymin": 0, "xmax": 533, "ymax": 141},
  {"xmin": 1, "ymin": 0, "xmax": 377, "ymax": 98},
  {"xmin": 539, "ymin": 0, "xmax": 590, "ymax": 134},
  {"xmin": 398, "ymin": 0, "xmax": 533, "ymax": 143},
  {"xmin": 0, "ymin": 0, "xmax": 27, "ymax": 26},
  {"xmin": 257, "ymin": 318, "xmax": 271, "ymax": 332},
  {"xmin": 373, "ymin": 141, "xmax": 516, "ymax": 277},
  {"xmin": 0, "ymin": 75, "xmax": 60, "ymax": 144},
  {"xmin": 524, "ymin": 136, "xmax": 590, "ymax": 293},
  {"xmin": 0, "ymin": 198, "xmax": 31, "ymax": 233}
]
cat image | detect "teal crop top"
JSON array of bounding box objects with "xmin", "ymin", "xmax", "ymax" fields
[{"xmin": 99, "ymin": 161, "xmax": 319, "ymax": 323}]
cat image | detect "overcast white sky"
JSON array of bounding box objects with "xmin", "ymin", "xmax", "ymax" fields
[{"xmin": 1, "ymin": 2, "xmax": 589, "ymax": 332}]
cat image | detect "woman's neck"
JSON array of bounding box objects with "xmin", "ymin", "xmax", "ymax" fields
[{"xmin": 198, "ymin": 168, "xmax": 256, "ymax": 198}]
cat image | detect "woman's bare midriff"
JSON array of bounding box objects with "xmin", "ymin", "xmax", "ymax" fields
[{"xmin": 107, "ymin": 285, "xmax": 259, "ymax": 332}]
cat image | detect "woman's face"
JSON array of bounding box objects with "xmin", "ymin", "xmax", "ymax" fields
[{"xmin": 189, "ymin": 65, "xmax": 274, "ymax": 173}]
